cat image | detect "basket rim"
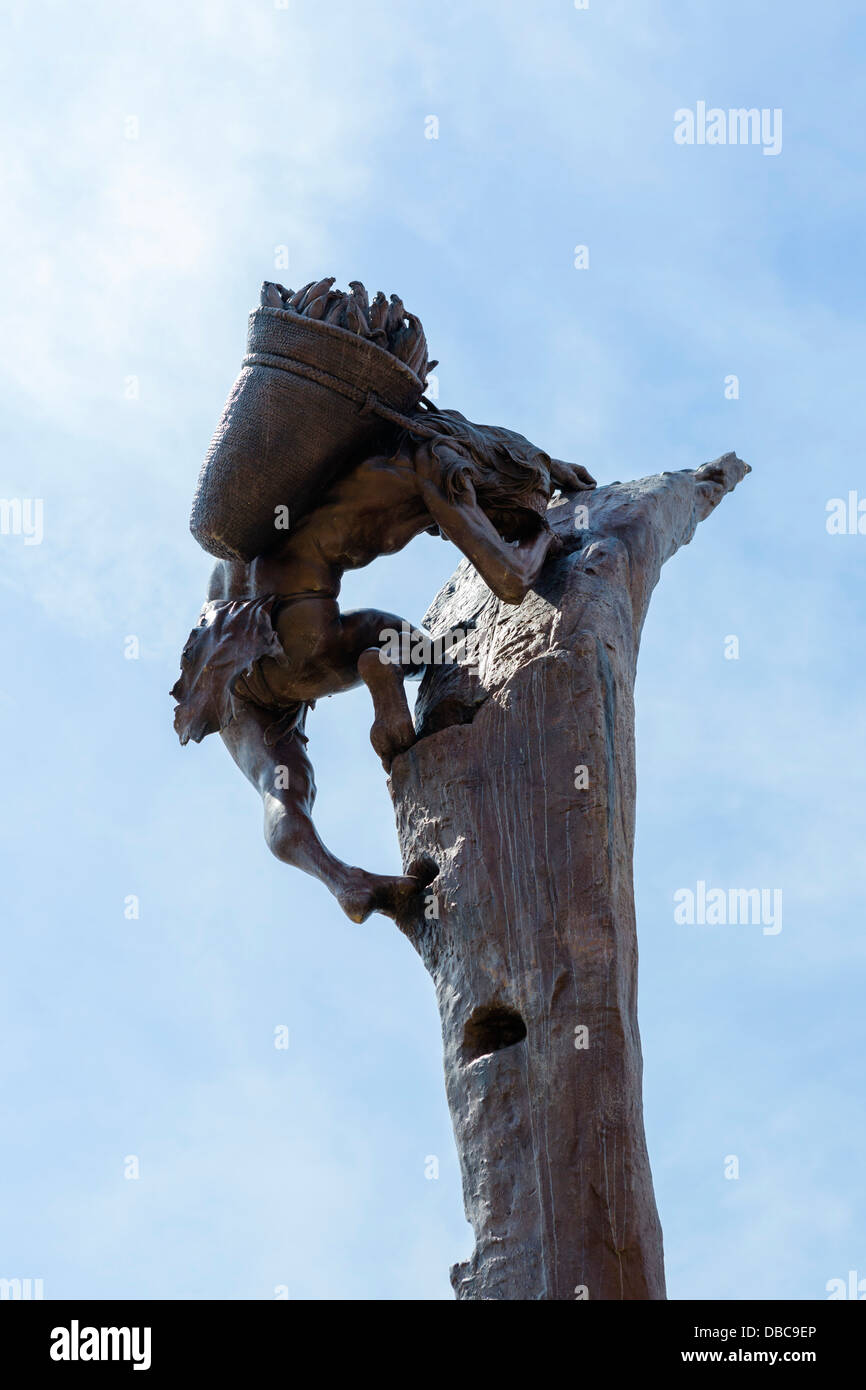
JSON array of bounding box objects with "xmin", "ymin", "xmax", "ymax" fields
[{"xmin": 251, "ymin": 305, "xmax": 426, "ymax": 394}]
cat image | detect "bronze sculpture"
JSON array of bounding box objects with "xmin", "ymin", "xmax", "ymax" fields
[
  {"xmin": 172, "ymin": 279, "xmax": 594, "ymax": 922},
  {"xmin": 172, "ymin": 276, "xmax": 750, "ymax": 1298}
]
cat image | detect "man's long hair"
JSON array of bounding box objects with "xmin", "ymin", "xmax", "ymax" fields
[{"xmin": 398, "ymin": 407, "xmax": 553, "ymax": 536}]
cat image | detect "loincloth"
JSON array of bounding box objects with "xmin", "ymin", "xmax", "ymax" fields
[{"xmin": 171, "ymin": 594, "xmax": 315, "ymax": 748}]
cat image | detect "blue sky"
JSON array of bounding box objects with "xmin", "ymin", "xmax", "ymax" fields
[{"xmin": 1, "ymin": 0, "xmax": 864, "ymax": 1299}]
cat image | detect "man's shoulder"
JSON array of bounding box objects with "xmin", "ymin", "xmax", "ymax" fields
[{"xmin": 323, "ymin": 450, "xmax": 417, "ymax": 499}]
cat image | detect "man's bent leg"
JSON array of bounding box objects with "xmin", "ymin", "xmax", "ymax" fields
[
  {"xmin": 356, "ymin": 647, "xmax": 417, "ymax": 772},
  {"xmin": 221, "ymin": 702, "xmax": 425, "ymax": 922},
  {"xmin": 338, "ymin": 609, "xmax": 426, "ymax": 771}
]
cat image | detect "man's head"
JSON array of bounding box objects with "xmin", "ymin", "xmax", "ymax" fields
[{"xmin": 403, "ymin": 409, "xmax": 553, "ymax": 540}]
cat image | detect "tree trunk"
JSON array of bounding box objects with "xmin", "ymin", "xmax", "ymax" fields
[{"xmin": 389, "ymin": 461, "xmax": 748, "ymax": 1301}]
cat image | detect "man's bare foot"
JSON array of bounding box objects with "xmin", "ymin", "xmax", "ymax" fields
[
  {"xmin": 357, "ymin": 647, "xmax": 417, "ymax": 771},
  {"xmin": 336, "ymin": 867, "xmax": 427, "ymax": 923},
  {"xmin": 369, "ymin": 715, "xmax": 416, "ymax": 772}
]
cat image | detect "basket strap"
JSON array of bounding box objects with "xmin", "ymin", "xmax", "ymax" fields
[
  {"xmin": 243, "ymin": 350, "xmax": 444, "ymax": 439},
  {"xmin": 360, "ymin": 392, "xmax": 444, "ymax": 438}
]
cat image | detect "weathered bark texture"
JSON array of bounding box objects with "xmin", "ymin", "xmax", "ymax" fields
[{"xmin": 390, "ymin": 462, "xmax": 748, "ymax": 1301}]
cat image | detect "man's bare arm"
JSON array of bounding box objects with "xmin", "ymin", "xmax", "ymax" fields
[
  {"xmin": 425, "ymin": 483, "xmax": 557, "ymax": 604},
  {"xmin": 414, "ymin": 446, "xmax": 557, "ymax": 604}
]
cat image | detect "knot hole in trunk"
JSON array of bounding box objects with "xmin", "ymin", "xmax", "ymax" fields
[{"xmin": 462, "ymin": 1004, "xmax": 527, "ymax": 1064}]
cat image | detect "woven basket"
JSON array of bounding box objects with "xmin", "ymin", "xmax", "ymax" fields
[{"xmin": 190, "ymin": 307, "xmax": 428, "ymax": 561}]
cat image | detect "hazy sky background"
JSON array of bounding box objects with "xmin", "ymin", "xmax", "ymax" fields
[{"xmin": 1, "ymin": 0, "xmax": 864, "ymax": 1299}]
